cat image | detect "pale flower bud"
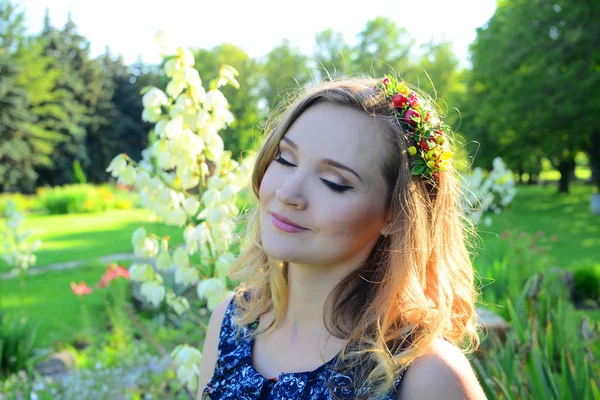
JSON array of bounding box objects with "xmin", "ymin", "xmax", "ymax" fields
[
  {"xmin": 204, "ymin": 90, "xmax": 228, "ymax": 110},
  {"xmin": 180, "ymin": 170, "xmax": 200, "ymax": 190},
  {"xmin": 154, "ymin": 118, "xmax": 169, "ymax": 138},
  {"xmin": 134, "ymin": 170, "xmax": 152, "ymax": 190},
  {"xmin": 173, "ymin": 246, "xmax": 190, "ymax": 269},
  {"xmin": 166, "ymin": 77, "xmax": 185, "ymax": 99},
  {"xmin": 175, "ymin": 266, "xmax": 199, "ymax": 286},
  {"xmin": 142, "ymin": 107, "xmax": 162, "ymax": 123},
  {"xmin": 176, "ymin": 47, "xmax": 195, "ymax": 67},
  {"xmin": 205, "ymin": 133, "xmax": 224, "ymax": 161},
  {"xmin": 196, "ymin": 278, "xmax": 225, "ymax": 311},
  {"xmin": 194, "ymin": 222, "xmax": 210, "ymax": 247},
  {"xmin": 201, "ymin": 189, "xmax": 221, "ymax": 205},
  {"xmin": 106, "ymin": 154, "xmax": 127, "ymax": 177},
  {"xmin": 205, "ymin": 208, "xmax": 221, "ymax": 224},
  {"xmin": 183, "ymin": 197, "xmax": 200, "ymax": 215},
  {"xmin": 220, "ymin": 184, "xmax": 239, "ymax": 202},
  {"xmin": 171, "ymin": 344, "xmax": 202, "ymax": 368},
  {"xmin": 129, "ymin": 263, "xmax": 155, "ymax": 282},
  {"xmin": 136, "ymin": 237, "xmax": 159, "ymax": 259},
  {"xmin": 164, "ymin": 208, "xmax": 187, "ymax": 227},
  {"xmin": 164, "ymin": 58, "xmax": 179, "ymax": 78},
  {"xmin": 142, "ymin": 88, "xmax": 168, "ymax": 109},
  {"xmin": 165, "ymin": 115, "xmax": 184, "ymax": 140},
  {"xmin": 140, "ymin": 280, "xmax": 166, "ymax": 307},
  {"xmin": 166, "ymin": 292, "xmax": 190, "ymax": 315},
  {"xmin": 216, "ymin": 252, "xmax": 236, "ymax": 281},
  {"xmin": 131, "ymin": 227, "xmax": 147, "ymax": 248},
  {"xmin": 119, "ymin": 165, "xmax": 137, "ymax": 186},
  {"xmin": 156, "ymin": 251, "xmax": 172, "ymax": 271}
]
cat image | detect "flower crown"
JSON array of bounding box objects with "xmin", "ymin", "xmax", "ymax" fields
[{"xmin": 373, "ymin": 75, "xmax": 453, "ymax": 182}]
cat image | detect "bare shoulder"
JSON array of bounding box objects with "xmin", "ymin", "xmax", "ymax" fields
[
  {"xmin": 196, "ymin": 293, "xmax": 235, "ymax": 400},
  {"xmin": 396, "ymin": 338, "xmax": 487, "ymax": 400}
]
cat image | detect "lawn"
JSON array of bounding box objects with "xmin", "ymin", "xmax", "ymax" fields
[
  {"xmin": 0, "ymin": 260, "xmax": 127, "ymax": 346},
  {"xmin": 0, "ymin": 209, "xmax": 183, "ymax": 272},
  {"xmin": 476, "ymin": 182, "xmax": 600, "ymax": 272}
]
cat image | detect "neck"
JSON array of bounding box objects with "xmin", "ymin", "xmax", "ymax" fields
[{"xmin": 278, "ymin": 262, "xmax": 349, "ymax": 340}]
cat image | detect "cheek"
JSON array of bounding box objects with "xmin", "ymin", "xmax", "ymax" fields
[
  {"xmin": 320, "ymin": 201, "xmax": 383, "ymax": 237},
  {"xmin": 258, "ymin": 164, "xmax": 278, "ymax": 207}
]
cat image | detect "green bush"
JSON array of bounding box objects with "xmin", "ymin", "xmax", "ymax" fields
[
  {"xmin": 0, "ymin": 194, "xmax": 41, "ymax": 217},
  {"xmin": 35, "ymin": 184, "xmax": 139, "ymax": 215},
  {"xmin": 573, "ymin": 265, "xmax": 600, "ymax": 302},
  {"xmin": 0, "ymin": 312, "xmax": 50, "ymax": 377}
]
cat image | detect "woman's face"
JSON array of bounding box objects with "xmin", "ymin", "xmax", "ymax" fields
[{"xmin": 259, "ymin": 102, "xmax": 391, "ymax": 268}]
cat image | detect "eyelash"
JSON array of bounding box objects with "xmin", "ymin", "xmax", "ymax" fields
[{"xmin": 273, "ymin": 152, "xmax": 353, "ymax": 194}]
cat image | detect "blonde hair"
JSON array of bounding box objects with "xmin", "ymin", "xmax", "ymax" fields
[{"xmin": 228, "ymin": 77, "xmax": 481, "ymax": 399}]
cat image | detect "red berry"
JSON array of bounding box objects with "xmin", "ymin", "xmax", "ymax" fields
[
  {"xmin": 404, "ymin": 109, "xmax": 421, "ymax": 126},
  {"xmin": 392, "ymin": 93, "xmax": 408, "ymax": 108},
  {"xmin": 408, "ymin": 92, "xmax": 419, "ymax": 107}
]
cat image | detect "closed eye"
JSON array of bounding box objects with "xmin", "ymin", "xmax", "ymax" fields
[{"xmin": 273, "ymin": 152, "xmax": 353, "ymax": 194}]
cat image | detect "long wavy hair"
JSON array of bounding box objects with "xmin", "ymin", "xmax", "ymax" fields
[{"xmin": 227, "ymin": 77, "xmax": 481, "ymax": 399}]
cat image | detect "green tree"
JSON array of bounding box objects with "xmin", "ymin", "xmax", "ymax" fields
[
  {"xmin": 353, "ymin": 16, "xmax": 414, "ymax": 77},
  {"xmin": 465, "ymin": 0, "xmax": 600, "ymax": 193},
  {"xmin": 258, "ymin": 39, "xmax": 312, "ymax": 113},
  {"xmin": 313, "ymin": 28, "xmax": 355, "ymax": 79},
  {"xmin": 88, "ymin": 54, "xmax": 156, "ymax": 180},
  {"xmin": 35, "ymin": 10, "xmax": 89, "ymax": 186},
  {"xmin": 0, "ymin": 0, "xmax": 63, "ymax": 192}
]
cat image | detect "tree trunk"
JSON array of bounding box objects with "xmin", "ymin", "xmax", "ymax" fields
[
  {"xmin": 557, "ymin": 159, "xmax": 574, "ymax": 194},
  {"xmin": 588, "ymin": 130, "xmax": 600, "ymax": 193},
  {"xmin": 518, "ymin": 167, "xmax": 524, "ymax": 184}
]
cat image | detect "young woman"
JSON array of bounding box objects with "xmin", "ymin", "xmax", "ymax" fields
[{"xmin": 197, "ymin": 77, "xmax": 487, "ymax": 399}]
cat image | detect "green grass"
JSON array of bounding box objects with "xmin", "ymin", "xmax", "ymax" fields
[
  {"xmin": 0, "ymin": 209, "xmax": 182, "ymax": 272},
  {"xmin": 0, "ymin": 260, "xmax": 131, "ymax": 347},
  {"xmin": 476, "ymin": 182, "xmax": 600, "ymax": 323},
  {"xmin": 476, "ymin": 183, "xmax": 600, "ymax": 272}
]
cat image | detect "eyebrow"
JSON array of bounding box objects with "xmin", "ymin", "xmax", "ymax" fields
[{"xmin": 280, "ymin": 137, "xmax": 363, "ymax": 181}]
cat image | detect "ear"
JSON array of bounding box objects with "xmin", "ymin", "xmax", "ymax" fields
[
  {"xmin": 380, "ymin": 208, "xmax": 392, "ymax": 236},
  {"xmin": 380, "ymin": 225, "xmax": 390, "ymax": 236}
]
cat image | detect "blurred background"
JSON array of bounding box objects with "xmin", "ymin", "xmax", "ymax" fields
[{"xmin": 0, "ymin": 0, "xmax": 599, "ymax": 399}]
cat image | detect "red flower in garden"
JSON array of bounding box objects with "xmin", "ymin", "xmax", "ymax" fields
[
  {"xmin": 71, "ymin": 281, "xmax": 92, "ymax": 296},
  {"xmin": 97, "ymin": 263, "xmax": 130, "ymax": 288}
]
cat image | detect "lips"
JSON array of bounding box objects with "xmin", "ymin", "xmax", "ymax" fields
[{"xmin": 270, "ymin": 212, "xmax": 307, "ymax": 229}]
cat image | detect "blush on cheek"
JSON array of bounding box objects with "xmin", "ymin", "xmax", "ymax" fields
[{"xmin": 322, "ymin": 203, "xmax": 381, "ymax": 236}]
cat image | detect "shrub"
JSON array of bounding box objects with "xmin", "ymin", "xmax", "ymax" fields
[
  {"xmin": 36, "ymin": 184, "xmax": 136, "ymax": 215},
  {"xmin": 573, "ymin": 265, "xmax": 600, "ymax": 303},
  {"xmin": 0, "ymin": 312, "xmax": 50, "ymax": 377},
  {"xmin": 0, "ymin": 194, "xmax": 41, "ymax": 217}
]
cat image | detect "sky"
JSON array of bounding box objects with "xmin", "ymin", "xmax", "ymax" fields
[{"xmin": 16, "ymin": 0, "xmax": 497, "ymax": 67}]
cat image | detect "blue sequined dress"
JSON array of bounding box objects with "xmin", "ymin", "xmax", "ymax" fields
[{"xmin": 202, "ymin": 295, "xmax": 406, "ymax": 399}]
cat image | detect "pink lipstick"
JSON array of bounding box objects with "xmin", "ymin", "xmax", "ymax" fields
[{"xmin": 270, "ymin": 212, "xmax": 308, "ymax": 233}]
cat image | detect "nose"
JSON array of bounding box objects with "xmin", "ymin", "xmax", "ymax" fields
[{"xmin": 275, "ymin": 179, "xmax": 307, "ymax": 209}]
